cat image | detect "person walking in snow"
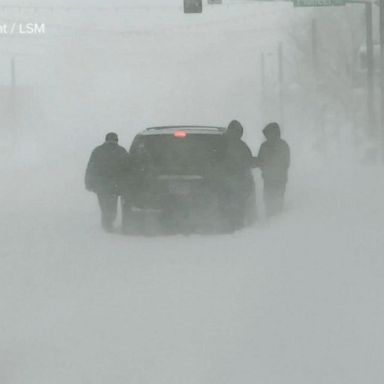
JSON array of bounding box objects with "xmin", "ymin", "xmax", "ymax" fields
[
  {"xmin": 85, "ymin": 132, "xmax": 128, "ymax": 232},
  {"xmin": 223, "ymin": 120, "xmax": 256, "ymax": 230},
  {"xmin": 255, "ymin": 122, "xmax": 290, "ymax": 217}
]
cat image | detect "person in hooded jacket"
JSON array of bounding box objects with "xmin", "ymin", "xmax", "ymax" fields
[
  {"xmin": 85, "ymin": 132, "xmax": 128, "ymax": 232},
  {"xmin": 222, "ymin": 120, "xmax": 256, "ymax": 230},
  {"xmin": 255, "ymin": 122, "xmax": 290, "ymax": 217}
]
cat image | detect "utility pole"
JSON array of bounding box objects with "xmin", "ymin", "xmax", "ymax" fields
[
  {"xmin": 261, "ymin": 52, "xmax": 265, "ymax": 96},
  {"xmin": 312, "ymin": 18, "xmax": 319, "ymax": 121},
  {"xmin": 260, "ymin": 52, "xmax": 267, "ymax": 115},
  {"xmin": 9, "ymin": 56, "xmax": 17, "ymax": 148},
  {"xmin": 312, "ymin": 19, "xmax": 318, "ymax": 76},
  {"xmin": 380, "ymin": 0, "xmax": 384, "ymax": 158},
  {"xmin": 278, "ymin": 42, "xmax": 284, "ymax": 127},
  {"xmin": 365, "ymin": 2, "xmax": 375, "ymax": 137},
  {"xmin": 11, "ymin": 56, "xmax": 16, "ymax": 88}
]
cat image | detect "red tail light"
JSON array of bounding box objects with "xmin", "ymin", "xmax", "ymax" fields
[{"xmin": 174, "ymin": 131, "xmax": 187, "ymax": 138}]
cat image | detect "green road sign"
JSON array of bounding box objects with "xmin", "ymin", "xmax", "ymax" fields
[
  {"xmin": 293, "ymin": 0, "xmax": 345, "ymax": 6},
  {"xmin": 184, "ymin": 0, "xmax": 202, "ymax": 13}
]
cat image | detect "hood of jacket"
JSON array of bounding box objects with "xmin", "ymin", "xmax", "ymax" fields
[{"xmin": 263, "ymin": 122, "xmax": 281, "ymax": 141}]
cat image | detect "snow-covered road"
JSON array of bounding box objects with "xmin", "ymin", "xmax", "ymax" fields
[{"xmin": 1, "ymin": 162, "xmax": 383, "ymax": 383}]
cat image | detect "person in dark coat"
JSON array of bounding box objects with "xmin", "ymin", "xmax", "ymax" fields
[
  {"xmin": 255, "ymin": 122, "xmax": 290, "ymax": 217},
  {"xmin": 223, "ymin": 120, "xmax": 256, "ymax": 230},
  {"xmin": 85, "ymin": 132, "xmax": 128, "ymax": 232}
]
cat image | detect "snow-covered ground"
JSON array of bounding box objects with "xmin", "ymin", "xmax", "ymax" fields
[
  {"xmin": 1, "ymin": 1, "xmax": 383, "ymax": 383},
  {"xmin": 1, "ymin": 159, "xmax": 384, "ymax": 383}
]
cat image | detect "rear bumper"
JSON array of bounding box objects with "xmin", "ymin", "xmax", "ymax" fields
[{"xmin": 128, "ymin": 174, "xmax": 217, "ymax": 210}]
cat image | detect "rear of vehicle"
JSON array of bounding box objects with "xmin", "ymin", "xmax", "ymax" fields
[{"xmin": 123, "ymin": 126, "xmax": 255, "ymax": 234}]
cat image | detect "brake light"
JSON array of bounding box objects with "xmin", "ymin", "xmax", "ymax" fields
[{"xmin": 174, "ymin": 131, "xmax": 187, "ymax": 138}]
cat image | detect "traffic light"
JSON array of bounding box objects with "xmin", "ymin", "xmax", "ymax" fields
[{"xmin": 183, "ymin": 0, "xmax": 202, "ymax": 13}]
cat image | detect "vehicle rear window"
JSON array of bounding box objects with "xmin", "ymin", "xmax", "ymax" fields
[{"xmin": 130, "ymin": 134, "xmax": 226, "ymax": 172}]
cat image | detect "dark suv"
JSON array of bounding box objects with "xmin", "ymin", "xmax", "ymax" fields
[{"xmin": 122, "ymin": 126, "xmax": 256, "ymax": 234}]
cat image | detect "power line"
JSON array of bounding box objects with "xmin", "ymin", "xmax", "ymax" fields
[{"xmin": 0, "ymin": 5, "xmax": 177, "ymax": 12}]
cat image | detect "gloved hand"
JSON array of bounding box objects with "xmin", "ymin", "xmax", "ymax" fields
[{"xmin": 251, "ymin": 157, "xmax": 260, "ymax": 168}]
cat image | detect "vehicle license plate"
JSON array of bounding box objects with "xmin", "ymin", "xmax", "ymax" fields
[{"xmin": 168, "ymin": 181, "xmax": 191, "ymax": 195}]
